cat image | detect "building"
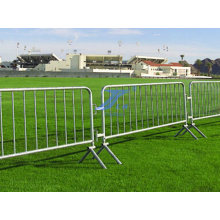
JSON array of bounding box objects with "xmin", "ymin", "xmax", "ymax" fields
[
  {"xmin": 34, "ymin": 53, "xmax": 133, "ymax": 75},
  {"xmin": 128, "ymin": 56, "xmax": 191, "ymax": 77}
]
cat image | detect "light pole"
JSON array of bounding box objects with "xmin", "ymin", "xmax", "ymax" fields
[
  {"xmin": 16, "ymin": 42, "xmax": 20, "ymax": 57},
  {"xmin": 118, "ymin": 41, "xmax": 123, "ymax": 74}
]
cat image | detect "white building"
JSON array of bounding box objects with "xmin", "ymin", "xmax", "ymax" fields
[{"xmin": 128, "ymin": 56, "xmax": 191, "ymax": 77}]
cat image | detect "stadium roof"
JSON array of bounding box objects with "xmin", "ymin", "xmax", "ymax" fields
[
  {"xmin": 127, "ymin": 56, "xmax": 167, "ymax": 64},
  {"xmin": 17, "ymin": 53, "xmax": 61, "ymax": 64},
  {"xmin": 143, "ymin": 61, "xmax": 183, "ymax": 67}
]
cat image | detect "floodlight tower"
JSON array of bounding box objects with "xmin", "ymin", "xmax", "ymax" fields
[
  {"xmin": 118, "ymin": 40, "xmax": 123, "ymax": 73},
  {"xmin": 67, "ymin": 40, "xmax": 72, "ymax": 54},
  {"xmin": 107, "ymin": 50, "xmax": 111, "ymax": 55},
  {"xmin": 16, "ymin": 42, "xmax": 20, "ymax": 57},
  {"xmin": 74, "ymin": 49, "xmax": 77, "ymax": 54}
]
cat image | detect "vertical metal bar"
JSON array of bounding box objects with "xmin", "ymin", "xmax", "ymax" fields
[
  {"xmin": 194, "ymin": 83, "xmax": 196, "ymax": 117},
  {"xmin": 23, "ymin": 91, "xmax": 27, "ymax": 151},
  {"xmin": 134, "ymin": 86, "xmax": 138, "ymax": 130},
  {"xmin": 174, "ymin": 84, "xmax": 178, "ymax": 121},
  {"xmin": 80, "ymin": 89, "xmax": 84, "ymax": 141},
  {"xmin": 178, "ymin": 84, "xmax": 182, "ymax": 120},
  {"xmin": 63, "ymin": 90, "xmax": 67, "ymax": 144},
  {"xmin": 44, "ymin": 90, "xmax": 48, "ymax": 148},
  {"xmin": 170, "ymin": 84, "xmax": 173, "ymax": 122},
  {"xmin": 109, "ymin": 88, "xmax": 112, "ymax": 135},
  {"xmin": 145, "ymin": 86, "xmax": 149, "ymax": 127},
  {"xmin": 54, "ymin": 90, "xmax": 58, "ymax": 146},
  {"xmin": 214, "ymin": 83, "xmax": 217, "ymax": 113},
  {"xmin": 72, "ymin": 90, "xmax": 76, "ymax": 143},
  {"xmin": 0, "ymin": 92, "xmax": 4, "ymax": 156},
  {"xmin": 203, "ymin": 83, "xmax": 206, "ymax": 116},
  {"xmin": 209, "ymin": 83, "xmax": 211, "ymax": 115},
  {"xmin": 122, "ymin": 86, "xmax": 126, "ymax": 132},
  {"xmin": 205, "ymin": 83, "xmax": 208, "ymax": 115},
  {"xmin": 139, "ymin": 86, "xmax": 143, "ymax": 128},
  {"xmin": 160, "ymin": 85, "xmax": 164, "ymax": 124},
  {"xmin": 128, "ymin": 87, "xmax": 132, "ymax": 131},
  {"xmin": 116, "ymin": 88, "xmax": 119, "ymax": 134},
  {"xmin": 165, "ymin": 84, "xmax": 169, "ymax": 123},
  {"xmin": 155, "ymin": 85, "xmax": 159, "ymax": 125},
  {"xmin": 150, "ymin": 85, "xmax": 154, "ymax": 126},
  {"xmin": 197, "ymin": 83, "xmax": 200, "ymax": 117},
  {"xmin": 12, "ymin": 92, "xmax": 16, "ymax": 154},
  {"xmin": 34, "ymin": 91, "xmax": 38, "ymax": 150}
]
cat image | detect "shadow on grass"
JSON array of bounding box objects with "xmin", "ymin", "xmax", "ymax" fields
[
  {"xmin": 0, "ymin": 148, "xmax": 102, "ymax": 171},
  {"xmin": 1, "ymin": 119, "xmax": 219, "ymax": 171}
]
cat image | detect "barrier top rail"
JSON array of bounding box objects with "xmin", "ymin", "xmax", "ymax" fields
[{"xmin": 0, "ymin": 86, "xmax": 91, "ymax": 92}]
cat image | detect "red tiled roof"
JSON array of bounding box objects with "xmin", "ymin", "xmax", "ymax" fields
[{"xmin": 143, "ymin": 60, "xmax": 183, "ymax": 67}]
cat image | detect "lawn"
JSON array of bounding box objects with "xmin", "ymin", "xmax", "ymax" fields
[{"xmin": 0, "ymin": 77, "xmax": 219, "ymax": 192}]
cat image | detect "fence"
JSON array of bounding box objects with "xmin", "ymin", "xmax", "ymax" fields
[
  {"xmin": 0, "ymin": 86, "xmax": 106, "ymax": 168},
  {"xmin": 0, "ymin": 81, "xmax": 218, "ymax": 169},
  {"xmin": 178, "ymin": 81, "xmax": 220, "ymax": 139},
  {"xmin": 93, "ymin": 82, "xmax": 197, "ymax": 163}
]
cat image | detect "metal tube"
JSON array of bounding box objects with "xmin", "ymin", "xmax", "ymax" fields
[
  {"xmin": 109, "ymin": 88, "xmax": 112, "ymax": 135},
  {"xmin": 174, "ymin": 84, "xmax": 178, "ymax": 121},
  {"xmin": 12, "ymin": 92, "xmax": 16, "ymax": 154},
  {"xmin": 34, "ymin": 91, "xmax": 38, "ymax": 149},
  {"xmin": 145, "ymin": 86, "xmax": 149, "ymax": 127},
  {"xmin": 116, "ymin": 88, "xmax": 119, "ymax": 134},
  {"xmin": 170, "ymin": 84, "xmax": 173, "ymax": 122},
  {"xmin": 161, "ymin": 85, "xmax": 164, "ymax": 124},
  {"xmin": 139, "ymin": 86, "xmax": 143, "ymax": 128},
  {"xmin": 150, "ymin": 85, "xmax": 154, "ymax": 126},
  {"xmin": 122, "ymin": 86, "xmax": 126, "ymax": 132},
  {"xmin": 128, "ymin": 87, "xmax": 132, "ymax": 131},
  {"xmin": 72, "ymin": 90, "xmax": 76, "ymax": 143},
  {"xmin": 64, "ymin": 90, "xmax": 67, "ymax": 144},
  {"xmin": 54, "ymin": 90, "xmax": 58, "ymax": 146},
  {"xmin": 23, "ymin": 91, "xmax": 27, "ymax": 151},
  {"xmin": 165, "ymin": 84, "xmax": 169, "ymax": 123},
  {"xmin": 155, "ymin": 85, "xmax": 159, "ymax": 125},
  {"xmin": 80, "ymin": 89, "xmax": 84, "ymax": 141},
  {"xmin": 0, "ymin": 92, "xmax": 4, "ymax": 156},
  {"xmin": 44, "ymin": 90, "xmax": 48, "ymax": 148},
  {"xmin": 134, "ymin": 86, "xmax": 138, "ymax": 130}
]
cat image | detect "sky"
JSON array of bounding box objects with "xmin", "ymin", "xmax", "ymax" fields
[{"xmin": 1, "ymin": 28, "xmax": 220, "ymax": 64}]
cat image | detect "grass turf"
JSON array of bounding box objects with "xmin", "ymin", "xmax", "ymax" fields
[{"xmin": 0, "ymin": 77, "xmax": 219, "ymax": 192}]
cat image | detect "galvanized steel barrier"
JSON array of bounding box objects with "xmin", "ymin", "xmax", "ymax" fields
[
  {"xmin": 94, "ymin": 82, "xmax": 194, "ymax": 164},
  {"xmin": 1, "ymin": 81, "xmax": 218, "ymax": 169},
  {"xmin": 0, "ymin": 86, "xmax": 106, "ymax": 168},
  {"xmin": 176, "ymin": 81, "xmax": 220, "ymax": 139}
]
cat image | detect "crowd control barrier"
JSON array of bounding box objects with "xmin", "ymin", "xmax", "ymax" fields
[
  {"xmin": 176, "ymin": 81, "xmax": 220, "ymax": 139},
  {"xmin": 93, "ymin": 82, "xmax": 196, "ymax": 164},
  {"xmin": 0, "ymin": 81, "xmax": 218, "ymax": 169},
  {"xmin": 0, "ymin": 87, "xmax": 106, "ymax": 169}
]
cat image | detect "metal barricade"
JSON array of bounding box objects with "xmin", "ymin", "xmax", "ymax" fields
[
  {"xmin": 95, "ymin": 82, "xmax": 189, "ymax": 164},
  {"xmin": 178, "ymin": 81, "xmax": 220, "ymax": 139},
  {"xmin": 0, "ymin": 87, "xmax": 106, "ymax": 168}
]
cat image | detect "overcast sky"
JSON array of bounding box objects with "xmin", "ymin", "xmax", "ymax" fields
[{"xmin": 1, "ymin": 28, "xmax": 220, "ymax": 64}]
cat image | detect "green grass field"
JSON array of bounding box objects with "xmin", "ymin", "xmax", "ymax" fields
[{"xmin": 0, "ymin": 77, "xmax": 220, "ymax": 192}]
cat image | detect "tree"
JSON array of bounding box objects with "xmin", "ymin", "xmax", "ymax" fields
[
  {"xmin": 180, "ymin": 54, "xmax": 184, "ymax": 61},
  {"xmin": 206, "ymin": 62, "xmax": 213, "ymax": 76},
  {"xmin": 195, "ymin": 59, "xmax": 202, "ymax": 75}
]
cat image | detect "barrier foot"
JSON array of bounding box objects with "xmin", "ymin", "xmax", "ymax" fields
[
  {"xmin": 93, "ymin": 143, "xmax": 122, "ymax": 165},
  {"xmin": 190, "ymin": 123, "xmax": 207, "ymax": 138},
  {"xmin": 79, "ymin": 146, "xmax": 107, "ymax": 169},
  {"xmin": 175, "ymin": 125, "xmax": 198, "ymax": 140}
]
